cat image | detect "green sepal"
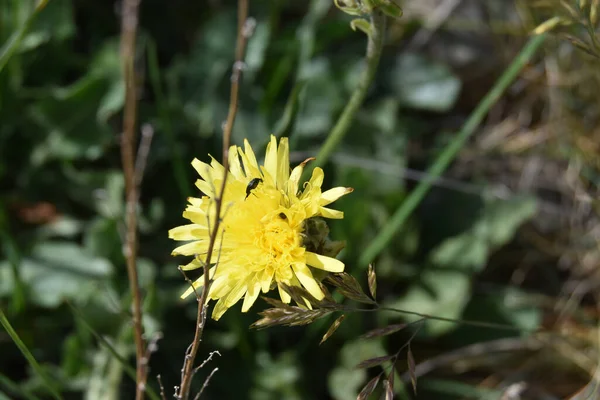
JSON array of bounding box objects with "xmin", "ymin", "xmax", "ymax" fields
[{"xmin": 350, "ymin": 18, "xmax": 372, "ymax": 36}]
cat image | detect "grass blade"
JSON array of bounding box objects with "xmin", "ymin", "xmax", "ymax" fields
[
  {"xmin": 0, "ymin": 307, "xmax": 63, "ymax": 400},
  {"xmin": 0, "ymin": 0, "xmax": 50, "ymax": 74},
  {"xmin": 359, "ymin": 33, "xmax": 547, "ymax": 266}
]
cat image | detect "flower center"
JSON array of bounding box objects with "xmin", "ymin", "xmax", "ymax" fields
[{"xmin": 258, "ymin": 213, "xmax": 298, "ymax": 263}]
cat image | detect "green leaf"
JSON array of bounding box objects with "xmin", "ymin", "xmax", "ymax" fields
[
  {"xmin": 388, "ymin": 196, "xmax": 537, "ymax": 336},
  {"xmin": 37, "ymin": 217, "xmax": 84, "ymax": 239},
  {"xmin": 391, "ymin": 53, "xmax": 461, "ymax": 112},
  {"xmin": 244, "ymin": 18, "xmax": 271, "ymax": 80},
  {"xmin": 61, "ymin": 334, "xmax": 83, "ymax": 377},
  {"xmin": 474, "ymin": 195, "xmax": 537, "ymax": 247},
  {"xmin": 328, "ymin": 367, "xmax": 366, "ymax": 400},
  {"xmin": 0, "ymin": 242, "xmax": 113, "ymax": 307},
  {"xmin": 329, "ymin": 339, "xmax": 388, "ymax": 400},
  {"xmin": 388, "ymin": 270, "xmax": 471, "ymax": 336},
  {"xmin": 254, "ymin": 352, "xmax": 301, "ymax": 394},
  {"xmin": 430, "ymin": 195, "xmax": 537, "ymax": 272},
  {"xmin": 28, "ymin": 41, "xmax": 121, "ymax": 164},
  {"xmin": 295, "ymin": 59, "xmax": 343, "ymax": 138},
  {"xmin": 0, "ymin": 0, "xmax": 72, "ymax": 74},
  {"xmin": 96, "ymin": 79, "xmax": 124, "ymax": 123},
  {"xmin": 22, "ymin": 0, "xmax": 74, "ymax": 51},
  {"xmin": 83, "ymin": 217, "xmax": 121, "ymax": 261}
]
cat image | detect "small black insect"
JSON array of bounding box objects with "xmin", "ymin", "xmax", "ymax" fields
[
  {"xmin": 278, "ymin": 212, "xmax": 287, "ymax": 219},
  {"xmin": 245, "ymin": 178, "xmax": 263, "ymax": 199}
]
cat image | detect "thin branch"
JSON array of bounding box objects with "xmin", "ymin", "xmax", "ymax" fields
[
  {"xmin": 119, "ymin": 0, "xmax": 146, "ymax": 399},
  {"xmin": 398, "ymin": 336, "xmax": 543, "ymax": 381},
  {"xmin": 176, "ymin": 1, "xmax": 253, "ymax": 398},
  {"xmin": 135, "ymin": 123, "xmax": 155, "ymax": 189},
  {"xmin": 193, "ymin": 351, "xmax": 221, "ymax": 375},
  {"xmin": 193, "ymin": 368, "xmax": 219, "ymax": 400},
  {"xmin": 372, "ymin": 306, "xmax": 536, "ymax": 333},
  {"xmin": 157, "ymin": 375, "xmax": 167, "ymax": 400}
]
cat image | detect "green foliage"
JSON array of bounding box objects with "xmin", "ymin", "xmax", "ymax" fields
[
  {"xmin": 0, "ymin": 0, "xmax": 549, "ymax": 399},
  {"xmin": 386, "ymin": 195, "xmax": 538, "ymax": 336},
  {"xmin": 391, "ymin": 53, "xmax": 461, "ymax": 112}
]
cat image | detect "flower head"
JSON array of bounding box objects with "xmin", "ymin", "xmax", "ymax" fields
[{"xmin": 169, "ymin": 135, "xmax": 352, "ymax": 320}]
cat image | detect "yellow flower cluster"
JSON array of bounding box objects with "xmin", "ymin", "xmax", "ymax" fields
[{"xmin": 169, "ymin": 136, "xmax": 352, "ymax": 320}]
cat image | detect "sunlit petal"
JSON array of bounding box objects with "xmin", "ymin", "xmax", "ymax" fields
[
  {"xmin": 292, "ymin": 263, "xmax": 324, "ymax": 300},
  {"xmin": 306, "ymin": 252, "xmax": 344, "ymax": 272},
  {"xmin": 288, "ymin": 157, "xmax": 314, "ymax": 198},
  {"xmin": 278, "ymin": 283, "xmax": 291, "ymax": 303},
  {"xmin": 276, "ymin": 136, "xmax": 290, "ymax": 189},
  {"xmin": 320, "ymin": 187, "xmax": 353, "ymax": 206},
  {"xmin": 242, "ymin": 280, "xmax": 261, "ymax": 312},
  {"xmin": 229, "ymin": 145, "xmax": 245, "ymax": 179},
  {"xmin": 168, "ymin": 224, "xmax": 208, "ymax": 241},
  {"xmin": 319, "ymin": 207, "xmax": 344, "ymax": 219},
  {"xmin": 264, "ymin": 135, "xmax": 278, "ymax": 182}
]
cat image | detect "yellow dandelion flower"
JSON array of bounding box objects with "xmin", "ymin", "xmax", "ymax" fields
[{"xmin": 169, "ymin": 135, "xmax": 352, "ymax": 320}]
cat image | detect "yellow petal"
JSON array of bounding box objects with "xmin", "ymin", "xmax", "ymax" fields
[
  {"xmin": 306, "ymin": 252, "xmax": 345, "ymax": 272},
  {"xmin": 195, "ymin": 179, "xmax": 215, "ymax": 197},
  {"xmin": 320, "ymin": 187, "xmax": 353, "ymax": 206},
  {"xmin": 187, "ymin": 197, "xmax": 204, "ymax": 207},
  {"xmin": 239, "ymin": 142, "xmax": 261, "ymax": 178},
  {"xmin": 180, "ymin": 258, "xmax": 202, "ymax": 271},
  {"xmin": 182, "ymin": 208, "xmax": 209, "ymax": 225},
  {"xmin": 264, "ymin": 135, "xmax": 278, "ymax": 184},
  {"xmin": 288, "ymin": 157, "xmax": 314, "ymax": 198},
  {"xmin": 212, "ymin": 298, "xmax": 228, "ymax": 320},
  {"xmin": 276, "ymin": 136, "xmax": 290, "ymax": 189},
  {"xmin": 259, "ymin": 269, "xmax": 274, "ymax": 293},
  {"xmin": 223, "ymin": 279, "xmax": 249, "ymax": 308},
  {"xmin": 210, "ymin": 275, "xmax": 233, "ymax": 298},
  {"xmin": 209, "ymin": 155, "xmax": 225, "ymax": 177},
  {"xmin": 243, "ymin": 138, "xmax": 260, "ymax": 172},
  {"xmin": 180, "ymin": 268, "xmax": 216, "ymax": 299},
  {"xmin": 180, "ymin": 279, "xmax": 201, "ymax": 299},
  {"xmin": 241, "ymin": 280, "xmax": 261, "ymax": 312},
  {"xmin": 168, "ymin": 224, "xmax": 208, "ymax": 241},
  {"xmin": 278, "ymin": 283, "xmax": 291, "ymax": 303},
  {"xmin": 171, "ymin": 241, "xmax": 208, "ymax": 256},
  {"xmin": 259, "ymin": 166, "xmax": 276, "ymax": 188},
  {"xmin": 292, "ymin": 263, "xmax": 324, "ymax": 300},
  {"xmin": 308, "ymin": 167, "xmax": 324, "ymax": 189},
  {"xmin": 228, "ymin": 145, "xmax": 245, "ymax": 179},
  {"xmin": 319, "ymin": 207, "xmax": 344, "ymax": 219},
  {"xmin": 192, "ymin": 158, "xmax": 217, "ymax": 183}
]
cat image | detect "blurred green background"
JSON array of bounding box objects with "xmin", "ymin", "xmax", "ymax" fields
[{"xmin": 2, "ymin": 0, "xmax": 600, "ymax": 399}]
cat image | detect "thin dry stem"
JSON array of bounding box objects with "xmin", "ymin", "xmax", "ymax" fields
[
  {"xmin": 176, "ymin": 0, "xmax": 252, "ymax": 398},
  {"xmin": 136, "ymin": 124, "xmax": 155, "ymax": 189},
  {"xmin": 157, "ymin": 375, "xmax": 167, "ymax": 400},
  {"xmin": 194, "ymin": 351, "xmax": 221, "ymax": 374},
  {"xmin": 194, "ymin": 367, "xmax": 219, "ymax": 400},
  {"xmin": 119, "ymin": 0, "xmax": 146, "ymax": 398}
]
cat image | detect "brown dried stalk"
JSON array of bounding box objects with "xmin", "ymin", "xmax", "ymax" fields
[
  {"xmin": 119, "ymin": 0, "xmax": 146, "ymax": 399},
  {"xmin": 176, "ymin": 0, "xmax": 252, "ymax": 398}
]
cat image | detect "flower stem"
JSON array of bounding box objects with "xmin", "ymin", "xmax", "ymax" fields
[
  {"xmin": 312, "ymin": 12, "xmax": 386, "ymax": 170},
  {"xmin": 119, "ymin": 0, "xmax": 147, "ymax": 399},
  {"xmin": 177, "ymin": 1, "xmax": 252, "ymax": 398}
]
